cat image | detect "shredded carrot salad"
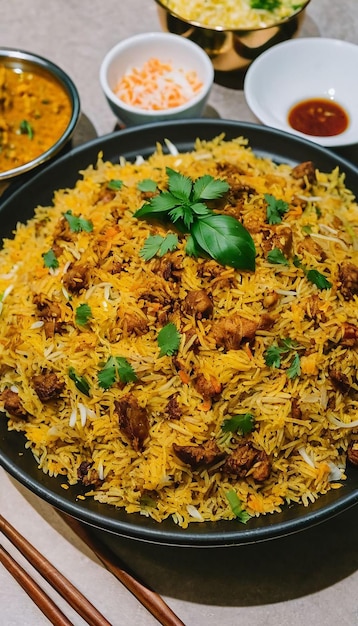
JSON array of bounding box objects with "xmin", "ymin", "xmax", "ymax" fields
[{"xmin": 114, "ymin": 57, "xmax": 203, "ymax": 111}]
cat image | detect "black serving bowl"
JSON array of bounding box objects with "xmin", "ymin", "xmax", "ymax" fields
[{"xmin": 0, "ymin": 119, "xmax": 357, "ymax": 546}]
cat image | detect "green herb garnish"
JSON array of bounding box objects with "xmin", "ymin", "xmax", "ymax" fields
[
  {"xmin": 98, "ymin": 356, "xmax": 137, "ymax": 389},
  {"xmin": 293, "ymin": 255, "xmax": 332, "ymax": 290},
  {"xmin": 137, "ymin": 179, "xmax": 157, "ymax": 193},
  {"xmin": 42, "ymin": 249, "xmax": 59, "ymax": 269},
  {"xmin": 267, "ymin": 247, "xmax": 289, "ymax": 265},
  {"xmin": 134, "ymin": 168, "xmax": 256, "ymax": 271},
  {"xmin": 68, "ymin": 367, "xmax": 90, "ymax": 396},
  {"xmin": 157, "ymin": 322, "xmax": 181, "ymax": 357},
  {"xmin": 265, "ymin": 337, "xmax": 302, "ymax": 379},
  {"xmin": 139, "ymin": 233, "xmax": 179, "ymax": 261},
  {"xmin": 107, "ymin": 179, "xmax": 123, "ymax": 191},
  {"xmin": 63, "ymin": 210, "xmax": 93, "ymax": 233},
  {"xmin": 287, "ymin": 352, "xmax": 301, "ymax": 379},
  {"xmin": 222, "ymin": 413, "xmax": 255, "ymax": 435},
  {"xmin": 250, "ymin": 0, "xmax": 280, "ymax": 9},
  {"xmin": 19, "ymin": 120, "xmax": 34, "ymax": 139},
  {"xmin": 225, "ymin": 489, "xmax": 251, "ymax": 523},
  {"xmin": 75, "ymin": 303, "xmax": 92, "ymax": 326},
  {"xmin": 265, "ymin": 193, "xmax": 289, "ymax": 225}
]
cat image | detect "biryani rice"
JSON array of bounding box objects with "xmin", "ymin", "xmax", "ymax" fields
[{"xmin": 0, "ymin": 134, "xmax": 357, "ymax": 528}]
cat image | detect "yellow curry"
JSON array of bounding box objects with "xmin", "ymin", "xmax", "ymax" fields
[{"xmin": 0, "ymin": 65, "xmax": 72, "ymax": 173}]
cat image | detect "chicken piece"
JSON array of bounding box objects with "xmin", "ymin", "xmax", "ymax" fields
[
  {"xmin": 261, "ymin": 225, "xmax": 293, "ymax": 257},
  {"xmin": 347, "ymin": 440, "xmax": 358, "ymax": 466},
  {"xmin": 77, "ymin": 461, "xmax": 103, "ymax": 487},
  {"xmin": 304, "ymin": 294, "xmax": 327, "ymax": 323},
  {"xmin": 296, "ymin": 236, "xmax": 327, "ymax": 261},
  {"xmin": 328, "ymin": 369, "xmax": 352, "ymax": 395},
  {"xmin": 166, "ymin": 395, "xmax": 182, "ymax": 420},
  {"xmin": 211, "ymin": 313, "xmax": 274, "ymax": 351},
  {"xmin": 52, "ymin": 215, "xmax": 75, "ymax": 243},
  {"xmin": 183, "ymin": 289, "xmax": 213, "ymax": 319},
  {"xmin": 151, "ymin": 252, "xmax": 183, "ymax": 282},
  {"xmin": 32, "ymin": 372, "xmax": 65, "ymax": 402},
  {"xmin": 122, "ymin": 312, "xmax": 148, "ymax": 336},
  {"xmin": 114, "ymin": 395, "xmax": 149, "ymax": 452},
  {"xmin": 1, "ymin": 389, "xmax": 28, "ymax": 419},
  {"xmin": 222, "ymin": 442, "xmax": 271, "ymax": 482},
  {"xmin": 34, "ymin": 294, "xmax": 66, "ymax": 338},
  {"xmin": 193, "ymin": 373, "xmax": 222, "ymax": 401},
  {"xmin": 291, "ymin": 398, "xmax": 302, "ymax": 420},
  {"xmin": 341, "ymin": 322, "xmax": 358, "ymax": 347},
  {"xmin": 62, "ymin": 262, "xmax": 89, "ymax": 293},
  {"xmin": 338, "ymin": 262, "xmax": 358, "ymax": 300},
  {"xmin": 173, "ymin": 439, "xmax": 225, "ymax": 469},
  {"xmin": 291, "ymin": 161, "xmax": 316, "ymax": 186}
]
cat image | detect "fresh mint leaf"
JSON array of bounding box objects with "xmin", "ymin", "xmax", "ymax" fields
[
  {"xmin": 63, "ymin": 210, "xmax": 93, "ymax": 233},
  {"xmin": 107, "ymin": 179, "xmax": 123, "ymax": 191},
  {"xmin": 137, "ymin": 179, "xmax": 157, "ymax": 192},
  {"xmin": 222, "ymin": 413, "xmax": 255, "ymax": 435},
  {"xmin": 68, "ymin": 367, "xmax": 90, "ymax": 396},
  {"xmin": 267, "ymin": 247, "xmax": 289, "ymax": 265},
  {"xmin": 225, "ymin": 489, "xmax": 251, "ymax": 523},
  {"xmin": 98, "ymin": 356, "xmax": 137, "ymax": 389},
  {"xmin": 166, "ymin": 168, "xmax": 193, "ymax": 201},
  {"xmin": 75, "ymin": 303, "xmax": 92, "ymax": 326},
  {"xmin": 139, "ymin": 233, "xmax": 178, "ymax": 261},
  {"xmin": 192, "ymin": 174, "xmax": 229, "ymax": 201},
  {"xmin": 157, "ymin": 322, "xmax": 181, "ymax": 357},
  {"xmin": 306, "ymin": 269, "xmax": 332, "ymax": 290},
  {"xmin": 265, "ymin": 193, "xmax": 289, "ymax": 225},
  {"xmin": 42, "ymin": 249, "xmax": 59, "ymax": 269}
]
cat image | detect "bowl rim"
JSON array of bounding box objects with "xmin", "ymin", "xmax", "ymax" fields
[
  {"xmin": 153, "ymin": 0, "xmax": 311, "ymax": 32},
  {"xmin": 99, "ymin": 31, "xmax": 214, "ymax": 119},
  {"xmin": 244, "ymin": 37, "xmax": 358, "ymax": 148},
  {"xmin": 0, "ymin": 47, "xmax": 81, "ymax": 181}
]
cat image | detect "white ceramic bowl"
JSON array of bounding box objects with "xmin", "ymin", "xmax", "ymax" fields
[
  {"xmin": 99, "ymin": 32, "xmax": 214, "ymax": 126},
  {"xmin": 244, "ymin": 38, "xmax": 358, "ymax": 147}
]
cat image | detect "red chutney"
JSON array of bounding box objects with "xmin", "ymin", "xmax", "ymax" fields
[{"xmin": 288, "ymin": 98, "xmax": 349, "ymax": 137}]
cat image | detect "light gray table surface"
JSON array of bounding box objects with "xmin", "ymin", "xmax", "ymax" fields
[{"xmin": 1, "ymin": 1, "xmax": 358, "ymax": 625}]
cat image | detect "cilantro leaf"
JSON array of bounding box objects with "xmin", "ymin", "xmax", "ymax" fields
[
  {"xmin": 19, "ymin": 119, "xmax": 34, "ymax": 139},
  {"xmin": 287, "ymin": 352, "xmax": 301, "ymax": 379},
  {"xmin": 250, "ymin": 0, "xmax": 280, "ymax": 9},
  {"xmin": 306, "ymin": 269, "xmax": 332, "ymax": 290},
  {"xmin": 225, "ymin": 489, "xmax": 251, "ymax": 523},
  {"xmin": 267, "ymin": 247, "xmax": 289, "ymax": 266},
  {"xmin": 264, "ymin": 344, "xmax": 282, "ymax": 368},
  {"xmin": 98, "ymin": 356, "xmax": 137, "ymax": 389},
  {"xmin": 137, "ymin": 179, "xmax": 157, "ymax": 192},
  {"xmin": 75, "ymin": 303, "xmax": 92, "ymax": 326},
  {"xmin": 68, "ymin": 367, "xmax": 90, "ymax": 396},
  {"xmin": 107, "ymin": 179, "xmax": 123, "ymax": 191},
  {"xmin": 42, "ymin": 249, "xmax": 59, "ymax": 269},
  {"xmin": 157, "ymin": 322, "xmax": 181, "ymax": 357},
  {"xmin": 63, "ymin": 210, "xmax": 93, "ymax": 233},
  {"xmin": 222, "ymin": 413, "xmax": 255, "ymax": 435},
  {"xmin": 265, "ymin": 194, "xmax": 289, "ymax": 225},
  {"xmin": 139, "ymin": 233, "xmax": 179, "ymax": 261}
]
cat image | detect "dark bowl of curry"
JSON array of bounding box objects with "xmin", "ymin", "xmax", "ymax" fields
[{"xmin": 0, "ymin": 48, "xmax": 80, "ymax": 182}]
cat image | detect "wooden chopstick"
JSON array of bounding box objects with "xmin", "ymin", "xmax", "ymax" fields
[
  {"xmin": 0, "ymin": 514, "xmax": 111, "ymax": 626},
  {"xmin": 59, "ymin": 512, "xmax": 186, "ymax": 626}
]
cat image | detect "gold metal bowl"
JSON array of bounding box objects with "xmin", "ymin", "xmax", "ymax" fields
[{"xmin": 154, "ymin": 0, "xmax": 311, "ymax": 73}]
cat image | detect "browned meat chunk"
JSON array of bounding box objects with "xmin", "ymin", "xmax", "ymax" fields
[
  {"xmin": 211, "ymin": 313, "xmax": 274, "ymax": 351},
  {"xmin": 151, "ymin": 252, "xmax": 183, "ymax": 282},
  {"xmin": 52, "ymin": 216, "xmax": 75, "ymax": 242},
  {"xmin": 222, "ymin": 442, "xmax": 271, "ymax": 482},
  {"xmin": 296, "ymin": 236, "xmax": 327, "ymax": 261},
  {"xmin": 166, "ymin": 395, "xmax": 182, "ymax": 420},
  {"xmin": 341, "ymin": 322, "xmax": 358, "ymax": 347},
  {"xmin": 338, "ymin": 262, "xmax": 358, "ymax": 300},
  {"xmin": 77, "ymin": 461, "xmax": 103, "ymax": 487},
  {"xmin": 32, "ymin": 372, "xmax": 65, "ymax": 402},
  {"xmin": 347, "ymin": 440, "xmax": 358, "ymax": 466},
  {"xmin": 34, "ymin": 293, "xmax": 65, "ymax": 338},
  {"xmin": 291, "ymin": 398, "xmax": 302, "ymax": 420},
  {"xmin": 193, "ymin": 373, "xmax": 222, "ymax": 401},
  {"xmin": 62, "ymin": 262, "xmax": 89, "ymax": 293},
  {"xmin": 329, "ymin": 369, "xmax": 352, "ymax": 395},
  {"xmin": 183, "ymin": 289, "xmax": 213, "ymax": 319},
  {"xmin": 291, "ymin": 161, "xmax": 316, "ymax": 185},
  {"xmin": 1, "ymin": 389, "xmax": 27, "ymax": 419},
  {"xmin": 114, "ymin": 395, "xmax": 149, "ymax": 451},
  {"xmin": 304, "ymin": 294, "xmax": 327, "ymax": 323},
  {"xmin": 261, "ymin": 225, "xmax": 293, "ymax": 256},
  {"xmin": 173, "ymin": 439, "xmax": 225, "ymax": 469},
  {"xmin": 263, "ymin": 291, "xmax": 280, "ymax": 309},
  {"xmin": 122, "ymin": 312, "xmax": 148, "ymax": 336}
]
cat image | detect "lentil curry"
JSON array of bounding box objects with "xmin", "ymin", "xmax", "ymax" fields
[{"xmin": 0, "ymin": 64, "xmax": 72, "ymax": 173}]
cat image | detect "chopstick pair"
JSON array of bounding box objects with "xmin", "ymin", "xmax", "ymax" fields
[{"xmin": 0, "ymin": 513, "xmax": 186, "ymax": 626}]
